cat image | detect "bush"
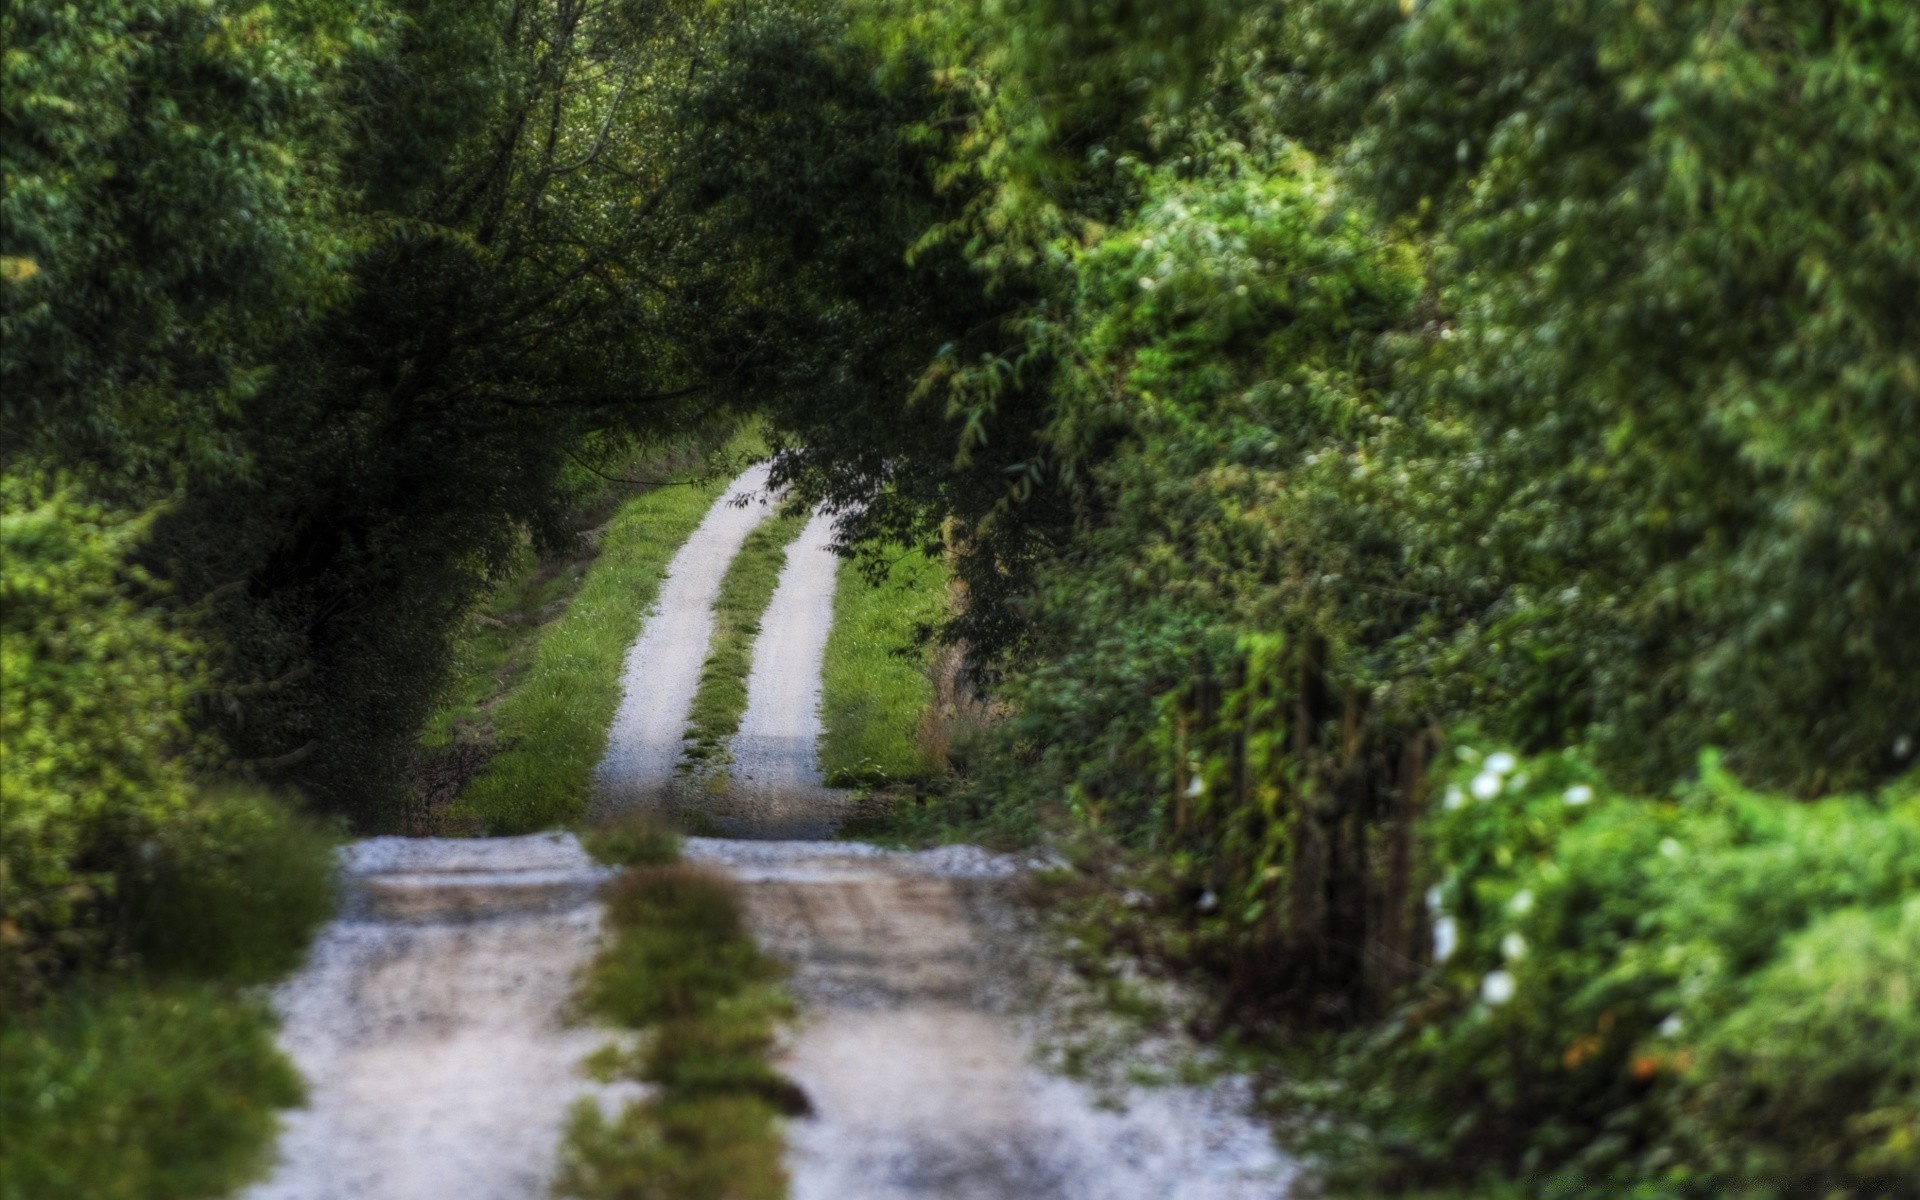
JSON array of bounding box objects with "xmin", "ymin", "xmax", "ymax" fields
[
  {"xmin": 0, "ymin": 981, "xmax": 303, "ymax": 1200},
  {"xmin": 0, "ymin": 479, "xmax": 197, "ymax": 994},
  {"xmin": 121, "ymin": 788, "xmax": 337, "ymax": 984},
  {"xmin": 1308, "ymin": 748, "xmax": 1920, "ymax": 1197}
]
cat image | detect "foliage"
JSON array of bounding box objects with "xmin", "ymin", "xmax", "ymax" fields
[
  {"xmin": 0, "ymin": 0, "xmax": 362, "ymax": 478},
  {"xmin": 676, "ymin": 1, "xmax": 1920, "ymax": 1190},
  {"xmin": 583, "ymin": 814, "xmax": 684, "ymax": 869},
  {"xmin": 584, "ymin": 865, "xmax": 780, "ymax": 1027},
  {"xmin": 120, "ymin": 788, "xmax": 337, "ymax": 985},
  {"xmin": 556, "ymin": 1093, "xmax": 787, "ymax": 1200},
  {"xmin": 1296, "ymin": 749, "xmax": 1920, "ymax": 1198},
  {"xmin": 0, "ymin": 981, "xmax": 303, "ymax": 1200},
  {"xmin": 561, "ymin": 856, "xmax": 795, "ymax": 1200},
  {"xmin": 6, "ymin": 0, "xmax": 763, "ymax": 830},
  {"xmin": 0, "ymin": 479, "xmax": 197, "ymax": 991}
]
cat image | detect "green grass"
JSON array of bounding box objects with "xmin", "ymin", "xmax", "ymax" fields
[
  {"xmin": 0, "ymin": 981, "xmax": 304, "ymax": 1200},
  {"xmin": 449, "ymin": 428, "xmax": 764, "ymax": 833},
  {"xmin": 818, "ymin": 547, "xmax": 947, "ymax": 788},
  {"xmin": 679, "ymin": 510, "xmax": 809, "ymax": 773},
  {"xmin": 558, "ymin": 854, "xmax": 799, "ymax": 1200},
  {"xmin": 417, "ymin": 535, "xmax": 596, "ymax": 752}
]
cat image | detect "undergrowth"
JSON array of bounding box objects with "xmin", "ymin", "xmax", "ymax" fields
[
  {"xmin": 679, "ymin": 510, "xmax": 808, "ymax": 775},
  {"xmin": 559, "ymin": 826, "xmax": 801, "ymax": 1200},
  {"xmin": 0, "ymin": 790, "xmax": 332, "ymax": 1200},
  {"xmin": 0, "ymin": 981, "xmax": 304, "ymax": 1200}
]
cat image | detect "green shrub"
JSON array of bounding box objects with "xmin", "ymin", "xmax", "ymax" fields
[
  {"xmin": 0, "ymin": 479, "xmax": 197, "ymax": 993},
  {"xmin": 1309, "ymin": 748, "xmax": 1920, "ymax": 1197},
  {"xmin": 1682, "ymin": 896, "xmax": 1920, "ymax": 1193},
  {"xmin": 564, "ymin": 848, "xmax": 796, "ymax": 1200},
  {"xmin": 819, "ymin": 546, "xmax": 947, "ymax": 788},
  {"xmin": 585, "ymin": 866, "xmax": 779, "ymax": 1026},
  {"xmin": 121, "ymin": 788, "xmax": 337, "ymax": 984},
  {"xmin": 0, "ymin": 981, "xmax": 303, "ymax": 1200},
  {"xmin": 555, "ymin": 1093, "xmax": 787, "ymax": 1200}
]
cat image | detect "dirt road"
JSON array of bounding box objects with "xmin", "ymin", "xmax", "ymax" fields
[
  {"xmin": 241, "ymin": 835, "xmax": 632, "ymax": 1200},
  {"xmin": 246, "ymin": 472, "xmax": 1299, "ymax": 1199},
  {"xmin": 686, "ymin": 840, "xmax": 1299, "ymax": 1200}
]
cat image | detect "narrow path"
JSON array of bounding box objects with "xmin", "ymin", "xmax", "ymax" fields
[
  {"xmin": 708, "ymin": 509, "xmax": 852, "ymax": 838},
  {"xmin": 247, "ymin": 468, "xmax": 772, "ymax": 1199},
  {"xmin": 683, "ymin": 843, "xmax": 1297, "ymax": 1200},
  {"xmin": 251, "ymin": 471, "xmax": 1299, "ymax": 1200},
  {"xmin": 663, "ymin": 505, "xmax": 1299, "ymax": 1198},
  {"xmin": 594, "ymin": 463, "xmax": 776, "ymax": 815}
]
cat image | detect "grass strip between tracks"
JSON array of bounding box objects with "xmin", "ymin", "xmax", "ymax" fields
[
  {"xmin": 447, "ymin": 427, "xmax": 764, "ymax": 834},
  {"xmin": 561, "ymin": 820, "xmax": 803, "ymax": 1200},
  {"xmin": 678, "ymin": 509, "xmax": 809, "ymax": 778}
]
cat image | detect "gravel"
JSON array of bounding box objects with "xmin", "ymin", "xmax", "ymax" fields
[
  {"xmin": 241, "ymin": 835, "xmax": 638, "ymax": 1200},
  {"xmin": 592, "ymin": 464, "xmax": 776, "ymax": 816}
]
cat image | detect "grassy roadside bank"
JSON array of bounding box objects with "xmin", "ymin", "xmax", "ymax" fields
[
  {"xmin": 560, "ymin": 821, "xmax": 802, "ymax": 1200},
  {"xmin": 679, "ymin": 510, "xmax": 809, "ymax": 777},
  {"xmin": 818, "ymin": 548, "xmax": 946, "ymax": 790},
  {"xmin": 438, "ymin": 428, "xmax": 762, "ymax": 834}
]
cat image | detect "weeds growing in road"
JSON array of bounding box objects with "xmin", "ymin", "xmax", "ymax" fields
[
  {"xmin": 678, "ymin": 510, "xmax": 809, "ymax": 776},
  {"xmin": 559, "ymin": 846, "xmax": 800, "ymax": 1200},
  {"xmin": 583, "ymin": 810, "xmax": 685, "ymax": 867},
  {"xmin": 446, "ymin": 428, "xmax": 764, "ymax": 834}
]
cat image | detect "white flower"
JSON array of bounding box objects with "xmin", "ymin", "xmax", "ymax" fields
[
  {"xmin": 1471, "ymin": 771, "xmax": 1502, "ymax": 801},
  {"xmin": 1508, "ymin": 888, "xmax": 1534, "ymax": 917},
  {"xmin": 1481, "ymin": 970, "xmax": 1517, "ymax": 1006},
  {"xmin": 1658, "ymin": 1014, "xmax": 1685, "ymax": 1038},
  {"xmin": 1426, "ymin": 884, "xmax": 1446, "ymax": 914},
  {"xmin": 1185, "ymin": 775, "xmax": 1206, "ymax": 799},
  {"xmin": 1139, "ymin": 276, "xmax": 1157, "ymax": 291},
  {"xmin": 1433, "ymin": 916, "xmax": 1459, "ymax": 962},
  {"xmin": 1563, "ymin": 784, "xmax": 1594, "ymax": 806},
  {"xmin": 1659, "ymin": 837, "xmax": 1682, "ymax": 860},
  {"xmin": 1443, "ymin": 783, "xmax": 1466, "ymax": 810},
  {"xmin": 1501, "ymin": 932, "xmax": 1528, "ymax": 961},
  {"xmin": 1485, "ymin": 751, "xmax": 1517, "ymax": 776},
  {"xmin": 1196, "ymin": 889, "xmax": 1219, "ymax": 914},
  {"xmin": 1895, "ymin": 735, "xmax": 1914, "ymax": 760}
]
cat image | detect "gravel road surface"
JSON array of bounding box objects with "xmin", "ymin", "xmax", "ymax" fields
[
  {"xmin": 682, "ymin": 840, "xmax": 1301, "ymax": 1200},
  {"xmin": 247, "ymin": 474, "xmax": 1299, "ymax": 1200},
  {"xmin": 593, "ymin": 463, "xmax": 775, "ymax": 816},
  {"xmin": 241, "ymin": 835, "xmax": 634, "ymax": 1200}
]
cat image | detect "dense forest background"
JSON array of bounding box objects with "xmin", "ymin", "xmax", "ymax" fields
[{"xmin": 4, "ymin": 0, "xmax": 1917, "ymax": 1196}]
